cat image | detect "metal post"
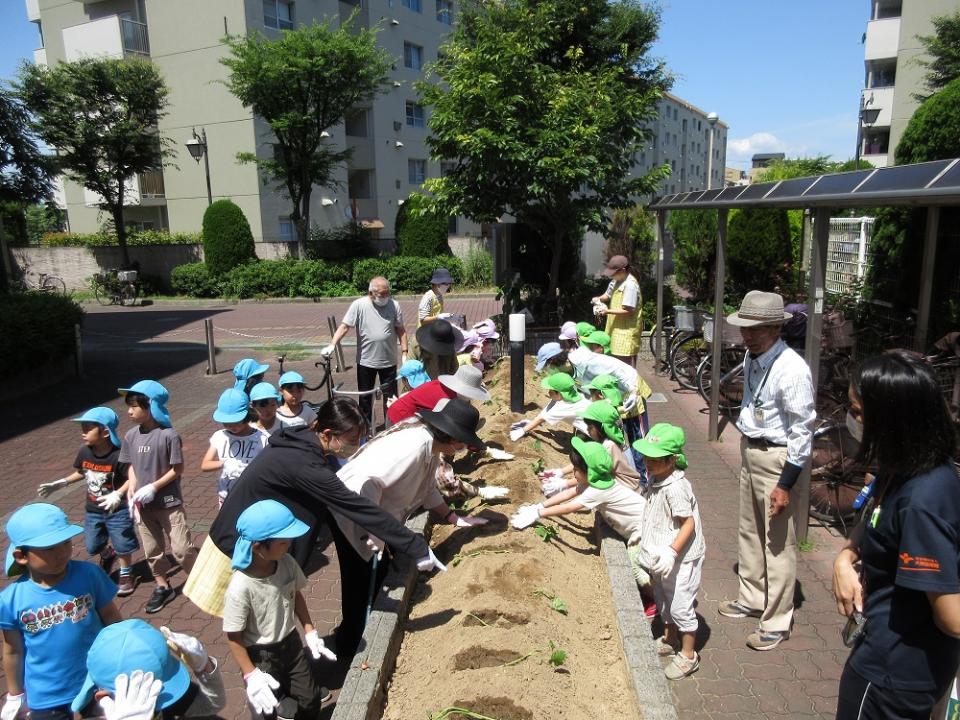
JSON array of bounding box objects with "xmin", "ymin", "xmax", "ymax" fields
[
  {"xmin": 204, "ymin": 318, "xmax": 217, "ymax": 376},
  {"xmin": 915, "ymin": 207, "xmax": 939, "ymax": 351},
  {"xmin": 201, "ymin": 129, "xmax": 213, "ymax": 206},
  {"xmin": 708, "ymin": 209, "xmax": 728, "ymax": 441},
  {"xmin": 327, "ymin": 316, "xmax": 345, "ymax": 371},
  {"xmin": 74, "ymin": 324, "xmax": 84, "ymax": 378},
  {"xmin": 509, "ymin": 313, "xmax": 525, "ymax": 413},
  {"xmin": 654, "ymin": 210, "xmax": 666, "ymax": 375},
  {"xmin": 856, "ymin": 217, "xmax": 869, "ymax": 283}
]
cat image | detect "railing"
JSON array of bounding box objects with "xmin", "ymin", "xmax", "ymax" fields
[
  {"xmin": 138, "ymin": 170, "xmax": 165, "ymax": 199},
  {"xmin": 826, "ymin": 217, "xmax": 874, "ymax": 295},
  {"xmin": 120, "ymin": 18, "xmax": 149, "ymax": 56}
]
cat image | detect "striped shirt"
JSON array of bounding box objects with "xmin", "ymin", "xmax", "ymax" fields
[
  {"xmin": 736, "ymin": 339, "xmax": 816, "ymax": 467},
  {"xmin": 640, "ymin": 470, "xmax": 705, "ymax": 562},
  {"xmin": 417, "ymin": 289, "xmax": 443, "ymax": 326}
]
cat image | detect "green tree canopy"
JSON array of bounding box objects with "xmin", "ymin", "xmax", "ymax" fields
[
  {"xmin": 726, "ymin": 208, "xmax": 792, "ymax": 297},
  {"xmin": 418, "ymin": 0, "xmax": 670, "ymax": 298},
  {"xmin": 396, "ymin": 193, "xmax": 451, "ymax": 257},
  {"xmin": 0, "ymin": 87, "xmax": 52, "ymax": 207},
  {"xmin": 895, "ymin": 76, "xmax": 960, "ymax": 164},
  {"xmin": 669, "ymin": 209, "xmax": 716, "ymax": 303},
  {"xmin": 917, "ymin": 10, "xmax": 960, "ymax": 100},
  {"xmin": 222, "ymin": 19, "xmax": 391, "ymax": 254},
  {"xmin": 17, "ymin": 58, "xmax": 172, "ymax": 267}
]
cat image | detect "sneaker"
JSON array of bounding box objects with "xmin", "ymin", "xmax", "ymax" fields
[
  {"xmin": 116, "ymin": 573, "xmax": 137, "ymax": 597},
  {"xmin": 664, "ymin": 652, "xmax": 699, "ymax": 680},
  {"xmin": 746, "ymin": 629, "xmax": 789, "ymax": 651},
  {"xmin": 319, "ymin": 687, "xmax": 332, "ymax": 703},
  {"xmin": 718, "ymin": 600, "xmax": 762, "ymax": 619},
  {"xmin": 655, "ymin": 636, "xmax": 677, "ymax": 657},
  {"xmin": 276, "ymin": 697, "xmax": 299, "ymax": 720},
  {"xmin": 99, "ymin": 547, "xmax": 117, "ymax": 576},
  {"xmin": 144, "ymin": 586, "xmax": 176, "ymax": 614},
  {"xmin": 642, "ymin": 597, "xmax": 658, "ymax": 619}
]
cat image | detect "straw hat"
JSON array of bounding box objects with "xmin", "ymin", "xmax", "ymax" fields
[{"xmin": 726, "ymin": 291, "xmax": 792, "ymax": 327}]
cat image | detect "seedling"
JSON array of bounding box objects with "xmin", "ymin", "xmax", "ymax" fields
[
  {"xmin": 465, "ymin": 613, "xmax": 491, "ymax": 627},
  {"xmin": 428, "ymin": 708, "xmax": 500, "ymax": 720},
  {"xmin": 533, "ymin": 439, "xmax": 542, "ymax": 451},
  {"xmin": 532, "ymin": 587, "xmax": 569, "ymax": 615},
  {"xmin": 531, "ymin": 458, "xmax": 545, "ymax": 474},
  {"xmin": 450, "ymin": 549, "xmax": 512, "ymax": 567},
  {"xmin": 548, "ymin": 640, "xmax": 567, "ymax": 667},
  {"xmin": 533, "ymin": 523, "xmax": 558, "ymax": 543}
]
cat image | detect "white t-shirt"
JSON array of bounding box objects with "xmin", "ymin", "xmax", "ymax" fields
[
  {"xmin": 640, "ymin": 470, "xmax": 705, "ymax": 562},
  {"xmin": 537, "ymin": 396, "xmax": 591, "ymax": 430},
  {"xmin": 209, "ymin": 428, "xmax": 268, "ymax": 495},
  {"xmin": 605, "ymin": 276, "xmax": 640, "ymax": 309},
  {"xmin": 276, "ymin": 404, "xmax": 317, "ymax": 429},
  {"xmin": 250, "ymin": 417, "xmax": 281, "ymax": 436},
  {"xmin": 222, "ymin": 554, "xmax": 307, "ymax": 646},
  {"xmin": 578, "ymin": 482, "xmax": 646, "ymax": 541}
]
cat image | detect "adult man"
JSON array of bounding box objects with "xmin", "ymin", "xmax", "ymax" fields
[
  {"xmin": 718, "ymin": 291, "xmax": 816, "ymax": 651},
  {"xmin": 324, "ymin": 277, "xmax": 408, "ymax": 423}
]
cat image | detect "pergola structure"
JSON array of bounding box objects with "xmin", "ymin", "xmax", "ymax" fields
[{"xmin": 648, "ymin": 158, "xmax": 960, "ymax": 537}]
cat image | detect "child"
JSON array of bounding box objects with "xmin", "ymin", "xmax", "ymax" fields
[
  {"xmin": 223, "ymin": 501, "xmax": 336, "ymax": 719},
  {"xmin": 276, "ymin": 372, "xmax": 318, "ymax": 429},
  {"xmin": 396, "ymin": 359, "xmax": 431, "ymax": 395},
  {"xmin": 118, "ymin": 380, "xmax": 198, "ymax": 614},
  {"xmin": 0, "ymin": 503, "xmax": 121, "ymax": 720},
  {"xmin": 509, "ymin": 372, "xmax": 590, "ymax": 442},
  {"xmin": 586, "ymin": 330, "xmax": 612, "ymax": 355},
  {"xmin": 36, "ymin": 407, "xmax": 140, "ymax": 596},
  {"xmin": 435, "ymin": 459, "xmax": 510, "ymax": 504},
  {"xmin": 586, "ymin": 374, "xmax": 623, "ymax": 406},
  {"xmin": 250, "ymin": 382, "xmax": 283, "ymax": 435},
  {"xmin": 632, "ymin": 423, "xmax": 704, "ymax": 680},
  {"xmin": 201, "ymin": 389, "xmax": 268, "ymax": 507},
  {"xmin": 233, "ymin": 359, "xmax": 270, "ymax": 394}
]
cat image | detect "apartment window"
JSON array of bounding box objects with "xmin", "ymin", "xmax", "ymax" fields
[
  {"xmin": 279, "ymin": 218, "xmax": 294, "ymax": 241},
  {"xmin": 868, "ymin": 60, "xmax": 896, "ymax": 88},
  {"xmin": 448, "ymin": 216, "xmax": 457, "ymax": 234},
  {"xmin": 404, "ymin": 42, "xmax": 423, "ymax": 70},
  {"xmin": 408, "ymin": 158, "xmax": 426, "ymax": 184},
  {"xmin": 402, "ymin": 0, "xmax": 422, "ymax": 12},
  {"xmin": 436, "ymin": 0, "xmax": 453, "ymax": 24},
  {"xmin": 348, "ymin": 169, "xmax": 373, "ymax": 199},
  {"xmin": 405, "ymin": 101, "xmax": 425, "ymax": 128},
  {"xmin": 673, "ymin": 108, "xmax": 678, "ymax": 121},
  {"xmin": 345, "ymin": 108, "xmax": 369, "ymax": 137},
  {"xmin": 682, "ymin": 118, "xmax": 687, "ymax": 132},
  {"xmin": 264, "ymin": 0, "xmax": 294, "ymax": 30}
]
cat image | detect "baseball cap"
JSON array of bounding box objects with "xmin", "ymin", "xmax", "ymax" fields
[
  {"xmin": 71, "ymin": 407, "xmax": 121, "ymax": 448},
  {"xmin": 232, "ymin": 500, "xmax": 310, "ymax": 570},
  {"xmin": 213, "ymin": 388, "xmax": 250, "ymax": 424},
  {"xmin": 70, "ymin": 619, "xmax": 191, "ymax": 713},
  {"xmin": 249, "ymin": 382, "xmax": 282, "ymax": 403},
  {"xmin": 232, "ymin": 359, "xmax": 270, "ymax": 390},
  {"xmin": 5, "ymin": 503, "xmax": 83, "ymax": 577},
  {"xmin": 398, "ymin": 360, "xmax": 431, "ymax": 389},
  {"xmin": 117, "ymin": 380, "xmax": 171, "ymax": 428},
  {"xmin": 540, "ymin": 372, "xmax": 580, "ymax": 403},
  {"xmin": 535, "ymin": 342, "xmax": 564, "ymax": 372},
  {"xmin": 586, "ymin": 374, "xmax": 622, "ymax": 407},
  {"xmin": 278, "ymin": 371, "xmax": 305, "ymax": 387},
  {"xmin": 571, "ymin": 437, "xmax": 614, "ymax": 489},
  {"xmin": 632, "ymin": 423, "xmax": 688, "ymax": 470},
  {"xmin": 576, "ymin": 322, "xmax": 596, "ymax": 342}
]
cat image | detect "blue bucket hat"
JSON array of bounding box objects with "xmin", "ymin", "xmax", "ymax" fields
[
  {"xmin": 249, "ymin": 382, "xmax": 282, "ymax": 403},
  {"xmin": 398, "ymin": 360, "xmax": 430, "ymax": 389},
  {"xmin": 430, "ymin": 268, "xmax": 454, "ymax": 285},
  {"xmin": 213, "ymin": 388, "xmax": 250, "ymax": 424},
  {"xmin": 232, "ymin": 500, "xmax": 310, "ymax": 570},
  {"xmin": 71, "ymin": 407, "xmax": 121, "ymax": 448},
  {"xmin": 278, "ymin": 371, "xmax": 305, "ymax": 388},
  {"xmin": 5, "ymin": 503, "xmax": 83, "ymax": 577},
  {"xmin": 70, "ymin": 619, "xmax": 191, "ymax": 713},
  {"xmin": 535, "ymin": 342, "xmax": 564, "ymax": 372},
  {"xmin": 232, "ymin": 359, "xmax": 270, "ymax": 391},
  {"xmin": 117, "ymin": 380, "xmax": 171, "ymax": 428}
]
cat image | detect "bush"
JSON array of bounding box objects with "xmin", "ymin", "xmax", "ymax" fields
[
  {"xmin": 382, "ymin": 255, "xmax": 464, "ymax": 293},
  {"xmin": 170, "ymin": 262, "xmax": 222, "ymax": 297},
  {"xmin": 461, "ymin": 245, "xmax": 493, "ymax": 287},
  {"xmin": 41, "ymin": 230, "xmax": 200, "ymax": 247},
  {"xmin": 352, "ymin": 258, "xmax": 390, "ymax": 289},
  {"xmin": 396, "ymin": 194, "xmax": 451, "ymax": 257},
  {"xmin": 202, "ymin": 200, "xmax": 255, "ymax": 276},
  {"xmin": 306, "ymin": 223, "xmax": 375, "ymax": 260},
  {"xmin": 669, "ymin": 209, "xmax": 717, "ymax": 302},
  {"xmin": 726, "ymin": 208, "xmax": 792, "ymax": 297},
  {"xmin": 0, "ymin": 292, "xmax": 84, "ymax": 376}
]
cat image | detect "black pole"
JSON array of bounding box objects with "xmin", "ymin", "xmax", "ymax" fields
[
  {"xmin": 201, "ymin": 129, "xmax": 213, "ymax": 206},
  {"xmin": 510, "ymin": 339, "xmax": 524, "ymax": 412}
]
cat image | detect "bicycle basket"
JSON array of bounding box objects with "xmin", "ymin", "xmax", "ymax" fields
[
  {"xmin": 94, "ymin": 272, "xmax": 109, "ymax": 283},
  {"xmin": 117, "ymin": 270, "xmax": 138, "ymax": 282},
  {"xmin": 673, "ymin": 306, "xmax": 704, "ymax": 333}
]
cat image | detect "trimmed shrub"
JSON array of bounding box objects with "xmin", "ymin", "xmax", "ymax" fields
[
  {"xmin": 202, "ymin": 199, "xmax": 255, "ymax": 276},
  {"xmin": 170, "ymin": 262, "xmax": 222, "ymax": 297},
  {"xmin": 383, "ymin": 255, "xmax": 464, "ymax": 293},
  {"xmin": 352, "ymin": 258, "xmax": 390, "ymax": 289},
  {"xmin": 41, "ymin": 230, "xmax": 200, "ymax": 247},
  {"xmin": 461, "ymin": 245, "xmax": 493, "ymax": 287},
  {"xmin": 726, "ymin": 208, "xmax": 792, "ymax": 297},
  {"xmin": 306, "ymin": 223, "xmax": 374, "ymax": 260},
  {"xmin": 0, "ymin": 293, "xmax": 84, "ymax": 376},
  {"xmin": 396, "ymin": 193, "xmax": 451, "ymax": 257}
]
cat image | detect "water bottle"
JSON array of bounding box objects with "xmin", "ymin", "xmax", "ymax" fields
[{"xmin": 852, "ymin": 482, "xmax": 873, "ymax": 510}]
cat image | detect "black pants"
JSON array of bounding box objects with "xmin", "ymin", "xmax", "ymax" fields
[
  {"xmin": 836, "ymin": 663, "xmax": 941, "ymax": 720},
  {"xmin": 247, "ymin": 631, "xmax": 320, "ymax": 720},
  {"xmin": 356, "ymin": 364, "xmax": 397, "ymax": 426}
]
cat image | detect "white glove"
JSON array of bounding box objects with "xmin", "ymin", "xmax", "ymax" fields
[
  {"xmin": 365, "ymin": 535, "xmax": 383, "ymax": 558},
  {"xmin": 98, "ymin": 491, "xmax": 123, "ymax": 513},
  {"xmin": 622, "ymin": 393, "xmax": 638, "ymax": 412},
  {"xmin": 541, "ymin": 477, "xmax": 568, "ymax": 498},
  {"xmin": 37, "ymin": 478, "xmax": 69, "ymax": 498},
  {"xmin": 437, "ymin": 312, "xmax": 452, "ymax": 319},
  {"xmin": 416, "ymin": 548, "xmax": 447, "ymax": 573},
  {"xmin": 132, "ymin": 484, "xmax": 156, "ymax": 505},
  {"xmin": 651, "ymin": 546, "xmax": 677, "ymax": 577},
  {"xmin": 454, "ymin": 515, "xmax": 489, "ymax": 527},
  {"xmin": 222, "ymin": 457, "xmax": 245, "ymax": 480},
  {"xmin": 244, "ymin": 668, "xmax": 280, "ymax": 715},
  {"xmin": 510, "ymin": 420, "xmax": 530, "ymax": 431},
  {"xmin": 509, "ymin": 427, "xmax": 526, "ymax": 442},
  {"xmin": 401, "ymin": 351, "xmax": 409, "ymax": 363},
  {"xmin": 320, "ymin": 344, "xmax": 336, "ymax": 357},
  {"xmin": 1, "ymin": 694, "xmax": 23, "ymax": 720},
  {"xmin": 627, "ymin": 529, "xmax": 643, "ymax": 546},
  {"xmin": 538, "ymin": 467, "xmax": 565, "ymax": 480},
  {"xmin": 304, "ymin": 629, "xmax": 337, "ymax": 661},
  {"xmin": 486, "ymin": 447, "xmax": 514, "ymax": 461},
  {"xmin": 160, "ymin": 626, "xmax": 208, "ymax": 673},
  {"xmin": 98, "ymin": 671, "xmax": 162, "ymax": 720},
  {"xmin": 511, "ymin": 503, "xmax": 543, "ymax": 529},
  {"xmin": 477, "ymin": 486, "xmax": 509, "ymax": 500}
]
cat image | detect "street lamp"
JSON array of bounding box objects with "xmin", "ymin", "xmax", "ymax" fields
[
  {"xmin": 186, "ymin": 127, "xmax": 213, "ymax": 206},
  {"xmin": 706, "ymin": 112, "xmax": 719, "ymax": 190},
  {"xmin": 854, "ymin": 94, "xmax": 881, "ymax": 170}
]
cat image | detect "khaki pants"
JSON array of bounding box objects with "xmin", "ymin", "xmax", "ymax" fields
[
  {"xmin": 138, "ymin": 504, "xmax": 198, "ymax": 579},
  {"xmin": 737, "ymin": 438, "xmax": 798, "ymax": 633}
]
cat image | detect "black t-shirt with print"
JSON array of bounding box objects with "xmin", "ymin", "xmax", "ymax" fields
[
  {"xmin": 849, "ymin": 462, "xmax": 960, "ymax": 694},
  {"xmin": 73, "ymin": 445, "xmax": 129, "ymax": 514}
]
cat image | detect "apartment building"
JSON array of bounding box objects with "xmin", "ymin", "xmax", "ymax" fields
[{"xmin": 859, "ymin": 0, "xmax": 960, "ymax": 167}]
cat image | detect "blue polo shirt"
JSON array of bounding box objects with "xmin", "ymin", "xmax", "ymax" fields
[{"xmin": 849, "ymin": 462, "xmax": 960, "ymax": 693}]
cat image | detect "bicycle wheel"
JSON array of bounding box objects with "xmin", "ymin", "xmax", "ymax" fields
[
  {"xmin": 809, "ymin": 471, "xmax": 862, "ymax": 526},
  {"xmin": 698, "ymin": 348, "xmax": 745, "ymax": 413},
  {"xmin": 41, "ymin": 276, "xmax": 66, "ymax": 296},
  {"xmin": 119, "ymin": 282, "xmax": 138, "ymax": 306},
  {"xmin": 94, "ymin": 283, "xmax": 115, "ymax": 306},
  {"xmin": 648, "ymin": 322, "xmax": 674, "ymax": 366},
  {"xmin": 670, "ymin": 333, "xmax": 709, "ymax": 390}
]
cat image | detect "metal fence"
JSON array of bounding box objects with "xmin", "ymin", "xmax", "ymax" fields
[{"xmin": 826, "ymin": 216, "xmax": 874, "ymax": 295}]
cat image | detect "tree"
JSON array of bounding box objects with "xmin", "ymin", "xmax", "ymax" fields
[
  {"xmin": 396, "ymin": 193, "xmax": 451, "ymax": 257},
  {"xmin": 418, "ymin": 0, "xmax": 670, "ymax": 300},
  {"xmin": 202, "ymin": 200, "xmax": 256, "ymax": 276},
  {"xmin": 917, "ymin": 10, "xmax": 960, "ymax": 100},
  {"xmin": 726, "ymin": 208, "xmax": 792, "ymax": 297},
  {"xmin": 605, "ymin": 206, "xmax": 655, "ymax": 280},
  {"xmin": 668, "ymin": 209, "xmax": 716, "ymax": 302},
  {"xmin": 18, "ymin": 58, "xmax": 172, "ymax": 268},
  {"xmin": 222, "ymin": 19, "xmax": 391, "ymax": 255}
]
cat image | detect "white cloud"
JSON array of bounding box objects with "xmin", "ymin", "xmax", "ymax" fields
[{"xmin": 727, "ymin": 132, "xmax": 790, "ymax": 166}]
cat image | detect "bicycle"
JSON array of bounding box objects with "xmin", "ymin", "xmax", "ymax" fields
[
  {"xmin": 19, "ymin": 271, "xmax": 66, "ymax": 296},
  {"xmin": 93, "ymin": 268, "xmax": 139, "ymax": 306}
]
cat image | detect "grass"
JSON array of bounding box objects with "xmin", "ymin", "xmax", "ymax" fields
[
  {"xmin": 797, "ymin": 538, "xmax": 815, "ymax": 553},
  {"xmin": 256, "ymin": 342, "xmax": 310, "ymax": 360}
]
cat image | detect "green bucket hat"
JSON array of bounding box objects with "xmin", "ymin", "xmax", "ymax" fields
[
  {"xmin": 571, "ymin": 436, "xmax": 614, "ymax": 489},
  {"xmin": 586, "ymin": 374, "xmax": 622, "ymax": 407},
  {"xmin": 576, "ymin": 321, "xmax": 597, "ymax": 342},
  {"xmin": 586, "ymin": 330, "xmax": 611, "ymax": 354},
  {"xmin": 631, "ymin": 423, "xmax": 688, "ymax": 470},
  {"xmin": 541, "ymin": 372, "xmax": 581, "ymax": 403},
  {"xmin": 578, "ymin": 400, "xmax": 624, "ymax": 445}
]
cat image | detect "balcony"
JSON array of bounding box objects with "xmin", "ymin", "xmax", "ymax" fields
[
  {"xmin": 24, "ymin": 0, "xmax": 39, "ymax": 22},
  {"xmin": 82, "ymin": 171, "xmax": 165, "ymax": 208},
  {"xmin": 860, "ymin": 86, "xmax": 894, "ymax": 129},
  {"xmin": 137, "ymin": 170, "xmax": 165, "ymax": 201},
  {"xmin": 33, "ymin": 48, "xmax": 46, "ymax": 67},
  {"xmin": 62, "ymin": 15, "xmax": 149, "ymax": 61},
  {"xmin": 864, "ymin": 17, "xmax": 900, "ymax": 61}
]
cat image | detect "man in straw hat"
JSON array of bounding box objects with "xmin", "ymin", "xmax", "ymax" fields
[{"xmin": 717, "ymin": 291, "xmax": 816, "ymax": 651}]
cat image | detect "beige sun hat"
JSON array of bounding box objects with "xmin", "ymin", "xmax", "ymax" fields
[
  {"xmin": 438, "ymin": 365, "xmax": 491, "ymax": 401},
  {"xmin": 726, "ymin": 290, "xmax": 793, "ymax": 327}
]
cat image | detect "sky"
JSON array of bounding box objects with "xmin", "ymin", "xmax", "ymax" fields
[{"xmin": 0, "ymin": 0, "xmax": 866, "ymax": 170}]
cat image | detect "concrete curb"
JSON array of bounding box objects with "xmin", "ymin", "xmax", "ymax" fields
[
  {"xmin": 77, "ymin": 292, "xmax": 499, "ymax": 308},
  {"xmin": 330, "ymin": 511, "xmax": 430, "ymax": 720},
  {"xmin": 595, "ymin": 517, "xmax": 679, "ymax": 720}
]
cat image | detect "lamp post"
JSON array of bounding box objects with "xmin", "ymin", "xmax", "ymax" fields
[
  {"xmin": 854, "ymin": 94, "xmax": 881, "ymax": 170},
  {"xmin": 706, "ymin": 112, "xmax": 718, "ymax": 190},
  {"xmin": 186, "ymin": 127, "xmax": 213, "ymax": 206}
]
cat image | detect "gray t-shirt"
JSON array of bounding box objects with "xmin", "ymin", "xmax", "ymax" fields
[
  {"xmin": 222, "ymin": 554, "xmax": 307, "ymax": 646},
  {"xmin": 117, "ymin": 425, "xmax": 184, "ymax": 509},
  {"xmin": 342, "ymin": 296, "xmax": 404, "ymax": 369}
]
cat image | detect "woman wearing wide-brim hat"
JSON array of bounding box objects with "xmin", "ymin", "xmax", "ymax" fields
[
  {"xmin": 591, "ymin": 255, "xmax": 644, "ymax": 367},
  {"xmin": 330, "ymin": 397, "xmax": 488, "ymax": 657},
  {"xmin": 416, "ymin": 317, "xmax": 463, "ymax": 381},
  {"xmin": 417, "ymin": 267, "xmax": 455, "ymax": 328}
]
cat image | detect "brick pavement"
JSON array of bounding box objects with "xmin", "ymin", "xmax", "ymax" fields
[{"xmin": 0, "ymin": 296, "xmax": 500, "ymax": 720}]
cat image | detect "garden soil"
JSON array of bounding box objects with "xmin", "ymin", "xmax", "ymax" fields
[{"xmin": 379, "ymin": 356, "xmax": 641, "ymax": 720}]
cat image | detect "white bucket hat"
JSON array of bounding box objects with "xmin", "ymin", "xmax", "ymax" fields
[
  {"xmin": 438, "ymin": 365, "xmax": 490, "ymax": 402},
  {"xmin": 726, "ymin": 290, "xmax": 792, "ymax": 327}
]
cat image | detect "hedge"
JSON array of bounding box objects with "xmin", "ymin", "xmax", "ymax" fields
[
  {"xmin": 41, "ymin": 230, "xmax": 201, "ymax": 247},
  {"xmin": 203, "ymin": 200, "xmax": 255, "ymax": 276},
  {"xmin": 0, "ymin": 293, "xmax": 84, "ymax": 376},
  {"xmin": 395, "ymin": 194, "xmax": 451, "ymax": 257}
]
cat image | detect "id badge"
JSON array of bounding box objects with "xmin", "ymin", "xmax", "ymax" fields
[{"xmin": 753, "ymin": 406, "xmax": 764, "ymax": 423}]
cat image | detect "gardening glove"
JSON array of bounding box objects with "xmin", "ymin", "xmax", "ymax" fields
[
  {"xmin": 509, "ymin": 426, "xmax": 527, "ymax": 442},
  {"xmin": 160, "ymin": 626, "xmax": 208, "ymax": 673},
  {"xmin": 37, "ymin": 478, "xmax": 70, "ymax": 498},
  {"xmin": 627, "ymin": 529, "xmax": 643, "ymax": 546},
  {"xmin": 510, "ymin": 420, "xmax": 529, "ymax": 431},
  {"xmin": 454, "ymin": 514, "xmax": 488, "ymax": 527},
  {"xmin": 320, "ymin": 344, "xmax": 336, "ymax": 357},
  {"xmin": 477, "ymin": 486, "xmax": 509, "ymax": 500},
  {"xmin": 651, "ymin": 546, "xmax": 678, "ymax": 577},
  {"xmin": 364, "ymin": 535, "xmax": 383, "ymax": 558},
  {"xmin": 97, "ymin": 490, "xmax": 123, "ymax": 513},
  {"xmin": 541, "ymin": 477, "xmax": 568, "ymax": 498},
  {"xmin": 511, "ymin": 503, "xmax": 542, "ymax": 530},
  {"xmin": 416, "ymin": 548, "xmax": 447, "ymax": 573},
  {"xmin": 538, "ymin": 467, "xmax": 565, "ymax": 480},
  {"xmin": 304, "ymin": 630, "xmax": 337, "ymax": 661},
  {"xmin": 622, "ymin": 393, "xmax": 638, "ymax": 412},
  {"xmin": 486, "ymin": 447, "xmax": 514, "ymax": 461},
  {"xmin": 98, "ymin": 672, "xmax": 162, "ymax": 720},
  {"xmin": 244, "ymin": 668, "xmax": 280, "ymax": 715},
  {"xmin": 1, "ymin": 693, "xmax": 23, "ymax": 720},
  {"xmin": 386, "ymin": 395, "xmax": 398, "ymax": 408},
  {"xmin": 222, "ymin": 457, "xmax": 245, "ymax": 480},
  {"xmin": 132, "ymin": 484, "xmax": 156, "ymax": 505}
]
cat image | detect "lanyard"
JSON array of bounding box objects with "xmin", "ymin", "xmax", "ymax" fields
[{"xmin": 746, "ymin": 344, "xmax": 785, "ymax": 408}]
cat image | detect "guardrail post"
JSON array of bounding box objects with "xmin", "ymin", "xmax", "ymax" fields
[
  {"xmin": 74, "ymin": 324, "xmax": 84, "ymax": 378},
  {"xmin": 205, "ymin": 318, "xmax": 217, "ymax": 376}
]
